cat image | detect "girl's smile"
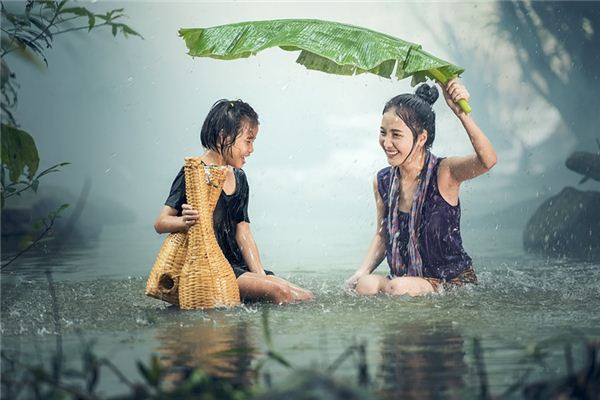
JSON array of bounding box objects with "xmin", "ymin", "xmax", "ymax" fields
[{"xmin": 225, "ymin": 123, "xmax": 258, "ymax": 168}]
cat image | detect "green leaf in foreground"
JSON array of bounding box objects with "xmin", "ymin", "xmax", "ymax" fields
[{"xmin": 1, "ymin": 123, "xmax": 40, "ymax": 183}]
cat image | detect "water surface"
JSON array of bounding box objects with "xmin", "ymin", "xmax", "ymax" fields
[{"xmin": 2, "ymin": 224, "xmax": 598, "ymax": 398}]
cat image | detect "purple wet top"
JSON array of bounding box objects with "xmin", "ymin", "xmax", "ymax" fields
[{"xmin": 377, "ymin": 158, "xmax": 472, "ymax": 280}]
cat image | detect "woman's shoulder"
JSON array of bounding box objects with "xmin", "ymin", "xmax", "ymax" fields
[
  {"xmin": 376, "ymin": 166, "xmax": 392, "ymax": 183},
  {"xmin": 377, "ymin": 166, "xmax": 391, "ymax": 176},
  {"xmin": 375, "ymin": 167, "xmax": 392, "ymax": 198}
]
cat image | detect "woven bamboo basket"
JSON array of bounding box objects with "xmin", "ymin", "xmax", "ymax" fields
[
  {"xmin": 178, "ymin": 157, "xmax": 240, "ymax": 309},
  {"xmin": 145, "ymin": 157, "xmax": 240, "ymax": 308},
  {"xmin": 145, "ymin": 231, "xmax": 187, "ymax": 305}
]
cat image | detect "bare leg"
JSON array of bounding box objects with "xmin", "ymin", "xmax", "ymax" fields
[
  {"xmin": 265, "ymin": 275, "xmax": 313, "ymax": 301},
  {"xmin": 237, "ymin": 272, "xmax": 309, "ymax": 304},
  {"xmin": 384, "ymin": 277, "xmax": 435, "ymax": 297},
  {"xmin": 355, "ymin": 275, "xmax": 389, "ymax": 295}
]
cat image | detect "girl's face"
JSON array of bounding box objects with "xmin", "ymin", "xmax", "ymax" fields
[
  {"xmin": 223, "ymin": 123, "xmax": 258, "ymax": 168},
  {"xmin": 379, "ymin": 110, "xmax": 425, "ymax": 167}
]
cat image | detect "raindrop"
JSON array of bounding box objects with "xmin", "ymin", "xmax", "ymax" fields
[{"xmin": 105, "ymin": 168, "xmax": 111, "ymax": 173}]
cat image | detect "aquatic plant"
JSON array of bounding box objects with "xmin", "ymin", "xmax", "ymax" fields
[{"xmin": 0, "ymin": 308, "xmax": 372, "ymax": 400}]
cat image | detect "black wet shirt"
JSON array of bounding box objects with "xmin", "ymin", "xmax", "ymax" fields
[{"xmin": 164, "ymin": 166, "xmax": 250, "ymax": 269}]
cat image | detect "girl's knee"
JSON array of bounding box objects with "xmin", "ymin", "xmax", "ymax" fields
[
  {"xmin": 294, "ymin": 288, "xmax": 314, "ymax": 301},
  {"xmin": 356, "ymin": 276, "xmax": 382, "ymax": 295},
  {"xmin": 270, "ymin": 284, "xmax": 294, "ymax": 304}
]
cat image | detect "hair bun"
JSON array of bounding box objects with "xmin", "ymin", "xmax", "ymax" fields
[{"xmin": 415, "ymin": 84, "xmax": 439, "ymax": 105}]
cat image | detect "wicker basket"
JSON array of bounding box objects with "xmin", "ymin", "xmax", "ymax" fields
[
  {"xmin": 145, "ymin": 231, "xmax": 187, "ymax": 305},
  {"xmin": 145, "ymin": 157, "xmax": 240, "ymax": 309},
  {"xmin": 179, "ymin": 157, "xmax": 240, "ymax": 309}
]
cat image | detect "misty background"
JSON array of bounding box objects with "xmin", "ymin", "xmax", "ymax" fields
[{"xmin": 5, "ymin": 1, "xmax": 597, "ymax": 275}]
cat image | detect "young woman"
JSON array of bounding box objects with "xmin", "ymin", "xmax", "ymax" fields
[
  {"xmin": 155, "ymin": 99, "xmax": 313, "ymax": 304},
  {"xmin": 346, "ymin": 80, "xmax": 497, "ymax": 296}
]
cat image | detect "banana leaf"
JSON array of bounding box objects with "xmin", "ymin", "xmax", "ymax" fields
[{"xmin": 179, "ymin": 19, "xmax": 471, "ymax": 113}]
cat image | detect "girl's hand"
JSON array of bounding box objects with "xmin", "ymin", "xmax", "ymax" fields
[
  {"xmin": 441, "ymin": 78, "xmax": 470, "ymax": 117},
  {"xmin": 181, "ymin": 204, "xmax": 198, "ymax": 229}
]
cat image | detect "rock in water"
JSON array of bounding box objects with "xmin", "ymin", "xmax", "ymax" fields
[
  {"xmin": 524, "ymin": 187, "xmax": 600, "ymax": 260},
  {"xmin": 565, "ymin": 151, "xmax": 600, "ymax": 183}
]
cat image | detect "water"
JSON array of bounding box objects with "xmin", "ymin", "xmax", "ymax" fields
[{"xmin": 1, "ymin": 224, "xmax": 599, "ymax": 398}]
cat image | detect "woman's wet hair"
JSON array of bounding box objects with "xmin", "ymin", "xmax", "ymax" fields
[
  {"xmin": 383, "ymin": 84, "xmax": 439, "ymax": 148},
  {"xmin": 201, "ymin": 99, "xmax": 259, "ymax": 155}
]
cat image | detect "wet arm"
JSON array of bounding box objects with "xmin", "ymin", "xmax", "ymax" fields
[
  {"xmin": 441, "ymin": 80, "xmax": 497, "ymax": 183},
  {"xmin": 348, "ymin": 177, "xmax": 387, "ymax": 281},
  {"xmin": 235, "ymin": 221, "xmax": 266, "ymax": 275},
  {"xmin": 154, "ymin": 206, "xmax": 185, "ymax": 233},
  {"xmin": 154, "ymin": 205, "xmax": 197, "ymax": 234},
  {"xmin": 444, "ymin": 114, "xmax": 497, "ymax": 183}
]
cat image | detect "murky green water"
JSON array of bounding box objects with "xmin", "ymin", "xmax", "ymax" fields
[{"xmin": 2, "ymin": 224, "xmax": 599, "ymax": 398}]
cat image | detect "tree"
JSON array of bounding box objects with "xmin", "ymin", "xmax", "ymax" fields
[
  {"xmin": 0, "ymin": 0, "xmax": 141, "ymax": 266},
  {"xmin": 497, "ymin": 1, "xmax": 600, "ymax": 149}
]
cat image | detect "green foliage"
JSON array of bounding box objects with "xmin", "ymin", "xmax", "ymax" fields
[
  {"xmin": 1, "ymin": 203, "xmax": 69, "ymax": 270},
  {"xmin": 0, "ymin": 0, "xmax": 142, "ymax": 196},
  {"xmin": 260, "ymin": 309, "xmax": 293, "ymax": 371},
  {"xmin": 1, "ymin": 1, "xmax": 142, "ymax": 64},
  {"xmin": 0, "ymin": 0, "xmax": 141, "ymax": 262},
  {"xmin": 0, "ymin": 159, "xmax": 70, "ymax": 209},
  {"xmin": 136, "ymin": 355, "xmax": 161, "ymax": 388},
  {"xmin": 179, "ymin": 19, "xmax": 464, "ymax": 85},
  {"xmin": 31, "ymin": 202, "xmax": 69, "ymax": 231},
  {"xmin": 1, "ymin": 123, "xmax": 39, "ymax": 182},
  {"xmin": 1, "ymin": 341, "xmax": 253, "ymax": 400}
]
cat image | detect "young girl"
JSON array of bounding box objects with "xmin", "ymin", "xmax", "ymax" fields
[
  {"xmin": 154, "ymin": 99, "xmax": 313, "ymax": 304},
  {"xmin": 346, "ymin": 80, "xmax": 497, "ymax": 296}
]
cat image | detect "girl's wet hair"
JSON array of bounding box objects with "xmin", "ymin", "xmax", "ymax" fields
[
  {"xmin": 383, "ymin": 84, "xmax": 439, "ymax": 148},
  {"xmin": 201, "ymin": 99, "xmax": 259, "ymax": 155}
]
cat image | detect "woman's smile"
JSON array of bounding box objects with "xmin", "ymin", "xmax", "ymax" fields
[{"xmin": 385, "ymin": 149, "xmax": 400, "ymax": 157}]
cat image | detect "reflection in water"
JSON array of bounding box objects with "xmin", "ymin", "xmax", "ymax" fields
[
  {"xmin": 378, "ymin": 321, "xmax": 467, "ymax": 400},
  {"xmin": 154, "ymin": 313, "xmax": 256, "ymax": 388}
]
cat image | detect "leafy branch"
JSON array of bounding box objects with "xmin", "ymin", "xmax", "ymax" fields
[
  {"xmin": 1, "ymin": 161, "xmax": 70, "ymax": 207},
  {"xmin": 1, "ymin": 1, "xmax": 142, "ymax": 61},
  {"xmin": 0, "ymin": 0, "xmax": 141, "ymax": 266},
  {"xmin": 1, "ymin": 203, "xmax": 68, "ymax": 270}
]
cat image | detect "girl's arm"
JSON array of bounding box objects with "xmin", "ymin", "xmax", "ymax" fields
[
  {"xmin": 235, "ymin": 221, "xmax": 267, "ymax": 275},
  {"xmin": 439, "ymin": 79, "xmax": 497, "ymax": 184},
  {"xmin": 346, "ymin": 177, "xmax": 387, "ymax": 287},
  {"xmin": 154, "ymin": 204, "xmax": 198, "ymax": 234}
]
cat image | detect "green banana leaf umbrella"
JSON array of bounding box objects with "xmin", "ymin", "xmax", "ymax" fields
[{"xmin": 179, "ymin": 19, "xmax": 471, "ymax": 113}]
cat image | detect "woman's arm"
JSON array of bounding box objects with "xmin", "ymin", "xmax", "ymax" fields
[
  {"xmin": 346, "ymin": 177, "xmax": 387, "ymax": 287},
  {"xmin": 235, "ymin": 221, "xmax": 266, "ymax": 275},
  {"xmin": 154, "ymin": 204, "xmax": 198, "ymax": 234},
  {"xmin": 440, "ymin": 79, "xmax": 497, "ymax": 184}
]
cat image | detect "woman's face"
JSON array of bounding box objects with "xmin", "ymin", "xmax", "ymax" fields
[
  {"xmin": 223, "ymin": 122, "xmax": 258, "ymax": 168},
  {"xmin": 379, "ymin": 110, "xmax": 425, "ymax": 167}
]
